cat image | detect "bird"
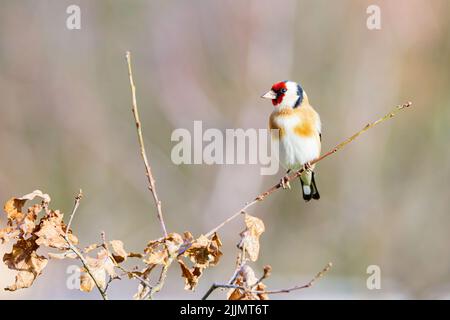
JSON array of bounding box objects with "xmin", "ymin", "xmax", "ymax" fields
[{"xmin": 261, "ymin": 80, "xmax": 321, "ymax": 201}]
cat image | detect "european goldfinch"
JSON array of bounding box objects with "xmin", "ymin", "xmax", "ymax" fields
[{"xmin": 262, "ymin": 81, "xmax": 321, "ymax": 201}]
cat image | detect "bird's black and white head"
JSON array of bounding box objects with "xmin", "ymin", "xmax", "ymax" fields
[{"xmin": 261, "ymin": 80, "xmax": 308, "ymax": 109}]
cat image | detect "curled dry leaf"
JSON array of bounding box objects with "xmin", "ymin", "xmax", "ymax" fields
[
  {"xmin": 1, "ymin": 190, "xmax": 50, "ymax": 244},
  {"xmin": 178, "ymin": 232, "xmax": 223, "ymax": 291},
  {"xmin": 110, "ymin": 240, "xmax": 128, "ymax": 263},
  {"xmin": 1, "ymin": 191, "xmax": 80, "ymax": 291},
  {"xmin": 132, "ymin": 233, "xmax": 185, "ymax": 298},
  {"xmin": 227, "ymin": 265, "xmax": 269, "ymax": 300},
  {"xmin": 35, "ymin": 210, "xmax": 78, "ymax": 249},
  {"xmin": 80, "ymin": 248, "xmax": 115, "ymax": 292},
  {"xmin": 178, "ymin": 259, "xmax": 203, "ymax": 291},
  {"xmin": 3, "ymin": 238, "xmax": 48, "ymax": 291},
  {"xmin": 238, "ymin": 214, "xmax": 265, "ymax": 262},
  {"xmin": 184, "ymin": 233, "xmax": 222, "ymax": 268},
  {"xmin": 143, "ymin": 232, "xmax": 183, "ymax": 266}
]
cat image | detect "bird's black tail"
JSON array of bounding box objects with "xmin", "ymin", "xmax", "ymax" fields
[{"xmin": 300, "ymin": 172, "xmax": 320, "ymax": 202}]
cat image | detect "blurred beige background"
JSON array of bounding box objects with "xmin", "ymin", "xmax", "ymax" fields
[{"xmin": 0, "ymin": 0, "xmax": 449, "ymax": 299}]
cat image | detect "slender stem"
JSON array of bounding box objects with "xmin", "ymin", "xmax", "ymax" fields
[
  {"xmin": 65, "ymin": 189, "xmax": 82, "ymax": 237},
  {"xmin": 116, "ymin": 265, "xmax": 154, "ymax": 290},
  {"xmin": 147, "ymin": 253, "xmax": 174, "ymax": 300},
  {"xmin": 205, "ymin": 102, "xmax": 412, "ymax": 238},
  {"xmin": 125, "ymin": 51, "xmax": 168, "ymax": 238},
  {"xmin": 59, "ymin": 192, "xmax": 108, "ymax": 300},
  {"xmin": 65, "ymin": 239, "xmax": 109, "ymax": 300},
  {"xmin": 203, "ymin": 250, "xmax": 246, "ymax": 300},
  {"xmin": 202, "ymin": 262, "xmax": 332, "ymax": 300}
]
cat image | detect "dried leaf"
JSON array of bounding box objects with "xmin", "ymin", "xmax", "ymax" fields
[
  {"xmin": 128, "ymin": 252, "xmax": 143, "ymax": 258},
  {"xmin": 0, "ymin": 226, "xmax": 20, "ymax": 244},
  {"xmin": 227, "ymin": 265, "xmax": 269, "ymax": 300},
  {"xmin": 110, "ymin": 240, "xmax": 127, "ymax": 263},
  {"xmin": 165, "ymin": 233, "xmax": 184, "ymax": 255},
  {"xmin": 3, "ymin": 238, "xmax": 48, "ymax": 291},
  {"xmin": 3, "ymin": 190, "xmax": 49, "ymax": 223},
  {"xmin": 177, "ymin": 233, "xmax": 223, "ymax": 291},
  {"xmin": 238, "ymin": 214, "xmax": 265, "ymax": 261},
  {"xmin": 35, "ymin": 210, "xmax": 78, "ymax": 249},
  {"xmin": 80, "ymin": 270, "xmax": 95, "ymax": 292},
  {"xmin": 185, "ymin": 233, "xmax": 222, "ymax": 268},
  {"xmin": 79, "ymin": 248, "xmax": 115, "ymax": 292},
  {"xmin": 17, "ymin": 190, "xmax": 51, "ymax": 204},
  {"xmin": 178, "ymin": 259, "xmax": 204, "ymax": 291},
  {"xmin": 1, "ymin": 193, "xmax": 47, "ymax": 243},
  {"xmin": 144, "ymin": 250, "xmax": 167, "ymax": 265}
]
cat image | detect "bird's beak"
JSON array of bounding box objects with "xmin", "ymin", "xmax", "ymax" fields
[{"xmin": 261, "ymin": 90, "xmax": 277, "ymax": 100}]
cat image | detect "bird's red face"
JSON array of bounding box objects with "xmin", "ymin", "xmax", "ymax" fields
[
  {"xmin": 269, "ymin": 82, "xmax": 288, "ymax": 106},
  {"xmin": 261, "ymin": 81, "xmax": 288, "ymax": 107},
  {"xmin": 261, "ymin": 81, "xmax": 304, "ymax": 109}
]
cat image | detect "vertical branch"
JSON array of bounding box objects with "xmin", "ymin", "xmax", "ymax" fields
[{"xmin": 125, "ymin": 51, "xmax": 168, "ymax": 238}]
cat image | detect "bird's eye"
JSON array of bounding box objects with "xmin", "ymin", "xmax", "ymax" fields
[{"xmin": 280, "ymin": 88, "xmax": 287, "ymax": 93}]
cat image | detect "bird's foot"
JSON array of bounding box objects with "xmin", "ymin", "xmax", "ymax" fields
[
  {"xmin": 302, "ymin": 162, "xmax": 312, "ymax": 173},
  {"xmin": 280, "ymin": 175, "xmax": 291, "ymax": 190}
]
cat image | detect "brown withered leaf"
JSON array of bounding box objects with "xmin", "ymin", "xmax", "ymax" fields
[
  {"xmin": 1, "ymin": 191, "xmax": 49, "ymax": 243},
  {"xmin": 227, "ymin": 265, "xmax": 269, "ymax": 300},
  {"xmin": 144, "ymin": 250, "xmax": 167, "ymax": 265},
  {"xmin": 3, "ymin": 238, "xmax": 48, "ymax": 291},
  {"xmin": 3, "ymin": 190, "xmax": 50, "ymax": 223},
  {"xmin": 35, "ymin": 210, "xmax": 78, "ymax": 249},
  {"xmin": 0, "ymin": 226, "xmax": 20, "ymax": 244},
  {"xmin": 165, "ymin": 233, "xmax": 184, "ymax": 255},
  {"xmin": 109, "ymin": 240, "xmax": 127, "ymax": 263},
  {"xmin": 178, "ymin": 259, "xmax": 204, "ymax": 291},
  {"xmin": 18, "ymin": 205, "xmax": 41, "ymax": 238},
  {"xmin": 177, "ymin": 233, "xmax": 223, "ymax": 290},
  {"xmin": 128, "ymin": 252, "xmax": 144, "ymax": 259},
  {"xmin": 238, "ymin": 214, "xmax": 265, "ymax": 261},
  {"xmin": 17, "ymin": 190, "xmax": 51, "ymax": 204},
  {"xmin": 143, "ymin": 233, "xmax": 184, "ymax": 266},
  {"xmin": 79, "ymin": 248, "xmax": 115, "ymax": 292},
  {"xmin": 184, "ymin": 233, "xmax": 222, "ymax": 268}
]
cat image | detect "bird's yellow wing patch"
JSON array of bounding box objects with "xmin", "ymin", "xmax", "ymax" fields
[{"xmin": 293, "ymin": 106, "xmax": 320, "ymax": 138}]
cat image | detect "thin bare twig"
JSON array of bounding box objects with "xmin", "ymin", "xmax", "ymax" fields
[
  {"xmin": 65, "ymin": 189, "xmax": 82, "ymax": 237},
  {"xmin": 60, "ymin": 192, "xmax": 108, "ymax": 300},
  {"xmin": 205, "ymin": 102, "xmax": 412, "ymax": 237},
  {"xmin": 116, "ymin": 265, "xmax": 154, "ymax": 291},
  {"xmin": 125, "ymin": 51, "xmax": 168, "ymax": 238},
  {"xmin": 202, "ymin": 253, "xmax": 246, "ymax": 300},
  {"xmin": 147, "ymin": 251, "xmax": 175, "ymax": 300},
  {"xmin": 202, "ymin": 262, "xmax": 332, "ymax": 300},
  {"xmin": 65, "ymin": 240, "xmax": 109, "ymax": 300}
]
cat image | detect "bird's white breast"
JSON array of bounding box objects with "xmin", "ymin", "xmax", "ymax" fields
[{"xmin": 273, "ymin": 114, "xmax": 320, "ymax": 170}]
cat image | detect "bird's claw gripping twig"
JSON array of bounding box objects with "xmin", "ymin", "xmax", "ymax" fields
[
  {"xmin": 302, "ymin": 162, "xmax": 312, "ymax": 173},
  {"xmin": 280, "ymin": 175, "xmax": 291, "ymax": 190}
]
